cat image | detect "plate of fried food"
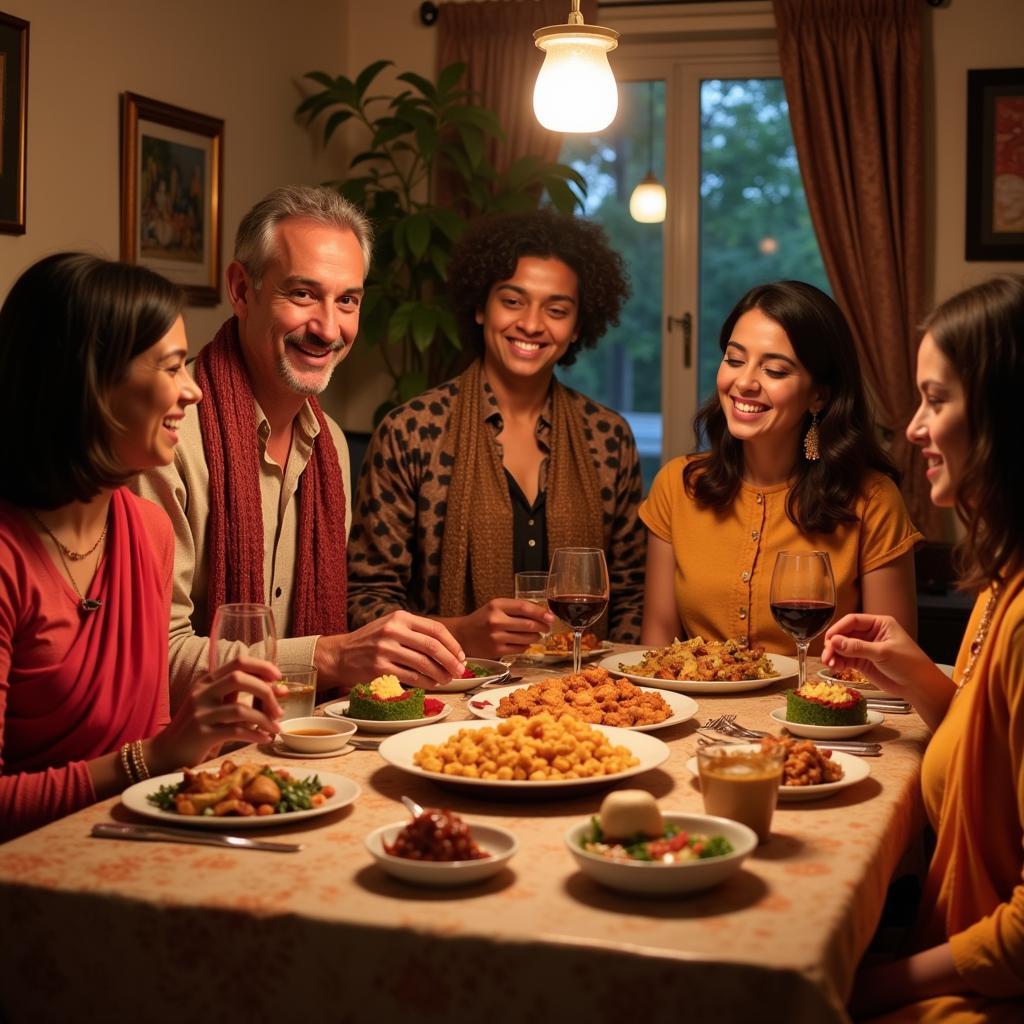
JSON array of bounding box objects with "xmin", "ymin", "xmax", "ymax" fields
[
  {"xmin": 465, "ymin": 666, "xmax": 698, "ymax": 733},
  {"xmin": 686, "ymin": 737, "xmax": 870, "ymax": 802},
  {"xmin": 378, "ymin": 714, "xmax": 670, "ymax": 792},
  {"xmin": 522, "ymin": 630, "xmax": 613, "ymax": 663},
  {"xmin": 602, "ymin": 637, "xmax": 795, "ymax": 694},
  {"xmin": 122, "ymin": 760, "xmax": 361, "ymax": 827}
]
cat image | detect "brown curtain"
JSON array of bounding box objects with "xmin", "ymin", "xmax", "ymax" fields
[
  {"xmin": 437, "ymin": 0, "xmax": 598, "ymax": 173},
  {"xmin": 772, "ymin": 0, "xmax": 939, "ymax": 538}
]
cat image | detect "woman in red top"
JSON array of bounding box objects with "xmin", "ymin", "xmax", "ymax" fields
[{"xmin": 0, "ymin": 253, "xmax": 284, "ymax": 841}]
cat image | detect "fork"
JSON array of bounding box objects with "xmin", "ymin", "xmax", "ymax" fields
[{"xmin": 701, "ymin": 716, "xmax": 882, "ymax": 755}]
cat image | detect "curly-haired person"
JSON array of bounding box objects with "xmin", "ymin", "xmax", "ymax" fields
[{"xmin": 347, "ymin": 210, "xmax": 647, "ymax": 656}]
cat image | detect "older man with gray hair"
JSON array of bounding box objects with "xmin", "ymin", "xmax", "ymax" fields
[{"xmin": 135, "ymin": 185, "xmax": 465, "ymax": 707}]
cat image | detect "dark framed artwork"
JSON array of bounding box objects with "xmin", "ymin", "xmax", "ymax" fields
[
  {"xmin": 0, "ymin": 11, "xmax": 28, "ymax": 234},
  {"xmin": 120, "ymin": 92, "xmax": 223, "ymax": 305},
  {"xmin": 966, "ymin": 68, "xmax": 1024, "ymax": 261}
]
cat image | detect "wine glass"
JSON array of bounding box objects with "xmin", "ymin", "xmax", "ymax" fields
[
  {"xmin": 209, "ymin": 603, "xmax": 278, "ymax": 673},
  {"xmin": 769, "ymin": 551, "xmax": 836, "ymax": 688},
  {"xmin": 547, "ymin": 548, "xmax": 609, "ymax": 673}
]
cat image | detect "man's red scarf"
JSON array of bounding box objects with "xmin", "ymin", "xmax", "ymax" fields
[{"xmin": 193, "ymin": 317, "xmax": 347, "ymax": 637}]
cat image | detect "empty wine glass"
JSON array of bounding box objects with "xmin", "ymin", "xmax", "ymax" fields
[
  {"xmin": 209, "ymin": 603, "xmax": 278, "ymax": 673},
  {"xmin": 769, "ymin": 551, "xmax": 836, "ymax": 688},
  {"xmin": 547, "ymin": 548, "xmax": 609, "ymax": 673}
]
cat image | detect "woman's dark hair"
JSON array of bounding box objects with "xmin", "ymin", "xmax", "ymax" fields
[
  {"xmin": 922, "ymin": 274, "xmax": 1024, "ymax": 591},
  {"xmin": 684, "ymin": 280, "xmax": 897, "ymax": 533},
  {"xmin": 446, "ymin": 209, "xmax": 630, "ymax": 368},
  {"xmin": 0, "ymin": 252, "xmax": 184, "ymax": 508}
]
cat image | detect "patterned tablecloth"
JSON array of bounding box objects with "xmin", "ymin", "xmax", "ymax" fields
[{"xmin": 0, "ymin": 653, "xmax": 928, "ymax": 1024}]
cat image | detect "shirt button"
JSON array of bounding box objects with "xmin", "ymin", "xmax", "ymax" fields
[
  {"xmin": 751, "ymin": 530, "xmax": 760, "ymax": 540},
  {"xmin": 739, "ymin": 608, "xmax": 747, "ymax": 619},
  {"xmin": 741, "ymin": 571, "xmax": 750, "ymax": 582},
  {"xmin": 528, "ymin": 519, "xmax": 535, "ymax": 527},
  {"xmin": 756, "ymin": 494, "xmax": 764, "ymax": 504},
  {"xmin": 275, "ymin": 587, "xmax": 282, "ymax": 598},
  {"xmin": 528, "ymin": 539, "xmax": 536, "ymax": 548}
]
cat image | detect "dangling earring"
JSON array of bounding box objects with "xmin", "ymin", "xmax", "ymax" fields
[{"xmin": 803, "ymin": 411, "xmax": 821, "ymax": 462}]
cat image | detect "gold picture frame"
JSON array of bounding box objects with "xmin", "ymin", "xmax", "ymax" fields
[
  {"xmin": 0, "ymin": 11, "xmax": 28, "ymax": 234},
  {"xmin": 120, "ymin": 92, "xmax": 224, "ymax": 305}
]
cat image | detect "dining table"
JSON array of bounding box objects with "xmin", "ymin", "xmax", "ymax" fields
[{"xmin": 0, "ymin": 649, "xmax": 930, "ymax": 1024}]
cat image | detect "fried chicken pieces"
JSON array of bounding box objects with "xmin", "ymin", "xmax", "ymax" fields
[
  {"xmin": 495, "ymin": 667, "xmax": 672, "ymax": 727},
  {"xmin": 175, "ymin": 760, "xmax": 281, "ymax": 817}
]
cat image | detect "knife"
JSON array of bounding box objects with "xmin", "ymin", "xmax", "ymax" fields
[{"xmin": 91, "ymin": 822, "xmax": 303, "ymax": 852}]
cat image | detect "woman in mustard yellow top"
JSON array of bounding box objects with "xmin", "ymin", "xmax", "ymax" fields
[
  {"xmin": 825, "ymin": 275, "xmax": 1024, "ymax": 1022},
  {"xmin": 641, "ymin": 281, "xmax": 921, "ymax": 654}
]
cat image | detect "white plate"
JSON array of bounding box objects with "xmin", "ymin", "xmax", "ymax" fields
[
  {"xmin": 815, "ymin": 667, "xmax": 887, "ymax": 697},
  {"xmin": 466, "ymin": 683, "xmax": 698, "ymax": 733},
  {"xmin": 522, "ymin": 644, "xmax": 614, "ymax": 664},
  {"xmin": 365, "ymin": 820, "xmax": 517, "ymax": 886},
  {"xmin": 270, "ymin": 736, "xmax": 355, "ymax": 760},
  {"xmin": 686, "ymin": 745, "xmax": 870, "ymax": 802},
  {"xmin": 769, "ymin": 707, "xmax": 884, "ymax": 739},
  {"xmin": 322, "ymin": 699, "xmax": 452, "ymax": 733},
  {"xmin": 378, "ymin": 720, "xmax": 670, "ymax": 792},
  {"xmin": 601, "ymin": 651, "xmax": 796, "ymax": 694},
  {"xmin": 565, "ymin": 812, "xmax": 757, "ymax": 894},
  {"xmin": 121, "ymin": 768, "xmax": 361, "ymax": 827},
  {"xmin": 428, "ymin": 659, "xmax": 511, "ymax": 693}
]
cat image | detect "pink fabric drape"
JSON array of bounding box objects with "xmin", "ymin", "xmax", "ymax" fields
[
  {"xmin": 437, "ymin": 0, "xmax": 598, "ymax": 173},
  {"xmin": 772, "ymin": 0, "xmax": 939, "ymax": 537}
]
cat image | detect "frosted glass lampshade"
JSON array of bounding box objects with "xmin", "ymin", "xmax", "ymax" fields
[
  {"xmin": 629, "ymin": 173, "xmax": 667, "ymax": 223},
  {"xmin": 534, "ymin": 26, "xmax": 619, "ymax": 133}
]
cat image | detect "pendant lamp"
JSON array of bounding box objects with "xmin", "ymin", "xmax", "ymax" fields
[
  {"xmin": 629, "ymin": 82, "xmax": 666, "ymax": 223},
  {"xmin": 533, "ymin": 1, "xmax": 619, "ymax": 133}
]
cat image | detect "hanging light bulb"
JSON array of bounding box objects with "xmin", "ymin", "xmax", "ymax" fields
[
  {"xmin": 533, "ymin": 1, "xmax": 619, "ymax": 133},
  {"xmin": 629, "ymin": 82, "xmax": 666, "ymax": 224}
]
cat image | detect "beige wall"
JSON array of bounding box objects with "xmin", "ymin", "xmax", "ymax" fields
[
  {"xmin": 0, "ymin": 0, "xmax": 354, "ymax": 407},
  {"xmin": 926, "ymin": 0, "xmax": 1024, "ymax": 305}
]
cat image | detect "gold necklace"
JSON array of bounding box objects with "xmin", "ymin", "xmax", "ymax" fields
[
  {"xmin": 954, "ymin": 581, "xmax": 1001, "ymax": 696},
  {"xmin": 29, "ymin": 510, "xmax": 107, "ymax": 614}
]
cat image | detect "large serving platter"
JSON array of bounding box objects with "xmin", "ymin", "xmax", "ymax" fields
[
  {"xmin": 685, "ymin": 745, "xmax": 870, "ymax": 802},
  {"xmin": 378, "ymin": 720, "xmax": 669, "ymax": 792},
  {"xmin": 121, "ymin": 770, "xmax": 361, "ymax": 828},
  {"xmin": 466, "ymin": 683, "xmax": 698, "ymax": 733},
  {"xmin": 601, "ymin": 651, "xmax": 797, "ymax": 695}
]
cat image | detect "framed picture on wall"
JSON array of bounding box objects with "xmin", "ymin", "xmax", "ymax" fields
[
  {"xmin": 0, "ymin": 11, "xmax": 28, "ymax": 234},
  {"xmin": 120, "ymin": 93, "xmax": 223, "ymax": 305},
  {"xmin": 966, "ymin": 68, "xmax": 1024, "ymax": 261}
]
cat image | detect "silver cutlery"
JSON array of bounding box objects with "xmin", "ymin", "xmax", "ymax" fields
[
  {"xmin": 696, "ymin": 732, "xmax": 882, "ymax": 757},
  {"xmin": 91, "ymin": 822, "xmax": 303, "ymax": 852},
  {"xmin": 700, "ymin": 717, "xmax": 882, "ymax": 756}
]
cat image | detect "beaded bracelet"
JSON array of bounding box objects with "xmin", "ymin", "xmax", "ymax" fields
[
  {"xmin": 118, "ymin": 742, "xmax": 136, "ymax": 785},
  {"xmin": 129, "ymin": 740, "xmax": 150, "ymax": 782}
]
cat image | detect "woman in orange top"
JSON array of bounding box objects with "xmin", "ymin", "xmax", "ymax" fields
[
  {"xmin": 641, "ymin": 281, "xmax": 920, "ymax": 654},
  {"xmin": 825, "ymin": 275, "xmax": 1024, "ymax": 1021}
]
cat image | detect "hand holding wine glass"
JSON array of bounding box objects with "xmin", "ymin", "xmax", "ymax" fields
[
  {"xmin": 770, "ymin": 551, "xmax": 836, "ymax": 688},
  {"xmin": 547, "ymin": 548, "xmax": 609, "ymax": 673}
]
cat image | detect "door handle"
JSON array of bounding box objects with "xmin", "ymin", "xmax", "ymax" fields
[{"xmin": 667, "ymin": 312, "xmax": 692, "ymax": 369}]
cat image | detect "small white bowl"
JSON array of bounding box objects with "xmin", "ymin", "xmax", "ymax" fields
[
  {"xmin": 278, "ymin": 716, "xmax": 357, "ymax": 754},
  {"xmin": 564, "ymin": 812, "xmax": 757, "ymax": 895},
  {"xmin": 365, "ymin": 820, "xmax": 517, "ymax": 887}
]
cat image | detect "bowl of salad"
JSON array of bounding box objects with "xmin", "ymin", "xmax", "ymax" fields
[{"xmin": 564, "ymin": 790, "xmax": 757, "ymax": 894}]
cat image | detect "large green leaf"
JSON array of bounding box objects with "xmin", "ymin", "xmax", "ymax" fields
[
  {"xmin": 304, "ymin": 70, "xmax": 337, "ymax": 89},
  {"xmin": 410, "ymin": 305, "xmax": 438, "ymax": 353},
  {"xmin": 405, "ymin": 213, "xmax": 431, "ymax": 262},
  {"xmin": 444, "ymin": 105, "xmax": 503, "ymax": 138},
  {"xmin": 436, "ymin": 62, "xmax": 466, "ymax": 97},
  {"xmin": 323, "ymin": 109, "xmax": 354, "ymax": 143},
  {"xmin": 388, "ymin": 302, "xmax": 416, "ymax": 344},
  {"xmin": 296, "ymin": 92, "xmax": 340, "ymax": 119},
  {"xmin": 354, "ymin": 59, "xmax": 392, "ymax": 97},
  {"xmin": 396, "ymin": 71, "xmax": 437, "ymax": 101},
  {"xmin": 372, "ymin": 118, "xmax": 413, "ymax": 148},
  {"xmin": 456, "ymin": 123, "xmax": 485, "ymax": 169},
  {"xmin": 427, "ymin": 207, "xmax": 462, "ymax": 243}
]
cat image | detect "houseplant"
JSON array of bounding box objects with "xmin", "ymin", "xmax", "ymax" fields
[{"xmin": 297, "ymin": 60, "xmax": 586, "ymax": 419}]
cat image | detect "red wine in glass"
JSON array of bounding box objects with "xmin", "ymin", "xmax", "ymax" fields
[
  {"xmin": 769, "ymin": 600, "xmax": 836, "ymax": 642},
  {"xmin": 547, "ymin": 595, "xmax": 608, "ymax": 630},
  {"xmin": 547, "ymin": 548, "xmax": 610, "ymax": 673},
  {"xmin": 769, "ymin": 551, "xmax": 836, "ymax": 687}
]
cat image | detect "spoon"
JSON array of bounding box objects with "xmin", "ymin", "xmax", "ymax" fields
[{"xmin": 401, "ymin": 795, "xmax": 424, "ymax": 818}]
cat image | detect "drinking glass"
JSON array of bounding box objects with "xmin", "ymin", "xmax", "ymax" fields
[
  {"xmin": 274, "ymin": 664, "xmax": 317, "ymax": 721},
  {"xmin": 209, "ymin": 603, "xmax": 278, "ymax": 672},
  {"xmin": 769, "ymin": 550, "xmax": 836, "ymax": 688},
  {"xmin": 547, "ymin": 548, "xmax": 609, "ymax": 673},
  {"xmin": 697, "ymin": 742, "xmax": 786, "ymax": 844},
  {"xmin": 515, "ymin": 571, "xmax": 551, "ymax": 645}
]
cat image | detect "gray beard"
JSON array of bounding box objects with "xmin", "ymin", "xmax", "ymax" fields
[{"xmin": 277, "ymin": 332, "xmax": 344, "ymax": 395}]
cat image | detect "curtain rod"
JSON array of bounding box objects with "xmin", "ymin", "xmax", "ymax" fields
[{"xmin": 419, "ymin": 1, "xmax": 946, "ymax": 28}]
